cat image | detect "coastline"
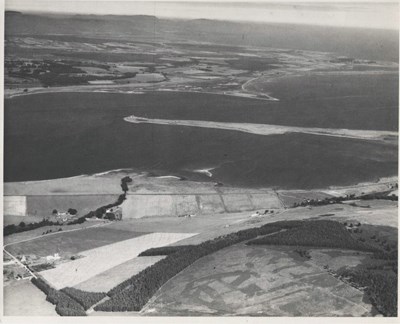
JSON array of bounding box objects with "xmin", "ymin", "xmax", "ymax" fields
[{"xmin": 4, "ymin": 168, "xmax": 398, "ymax": 196}]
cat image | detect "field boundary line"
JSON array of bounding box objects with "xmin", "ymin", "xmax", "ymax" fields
[
  {"xmin": 4, "ymin": 221, "xmax": 113, "ymax": 249},
  {"xmin": 138, "ymin": 229, "xmax": 284, "ymax": 314},
  {"xmin": 3, "ymin": 248, "xmax": 37, "ymax": 279}
]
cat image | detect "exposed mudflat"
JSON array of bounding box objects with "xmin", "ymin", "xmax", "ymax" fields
[{"xmin": 125, "ymin": 114, "xmax": 397, "ymax": 143}]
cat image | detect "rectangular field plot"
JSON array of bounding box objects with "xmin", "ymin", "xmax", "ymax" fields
[
  {"xmin": 7, "ymin": 227, "xmax": 147, "ymax": 258},
  {"xmin": 4, "ymin": 196, "xmax": 26, "ymax": 216},
  {"xmin": 197, "ymin": 195, "xmax": 225, "ymax": 214},
  {"xmin": 26, "ymin": 194, "xmax": 119, "ymax": 217},
  {"xmin": 74, "ymin": 256, "xmax": 166, "ymax": 293},
  {"xmin": 122, "ymin": 195, "xmax": 176, "ymax": 218},
  {"xmin": 175, "ymin": 195, "xmax": 199, "ymax": 215},
  {"xmin": 222, "ymin": 194, "xmax": 253, "ymax": 212},
  {"xmin": 40, "ymin": 232, "xmax": 196, "ymax": 289},
  {"xmin": 248, "ymin": 193, "xmax": 282, "ymax": 209}
]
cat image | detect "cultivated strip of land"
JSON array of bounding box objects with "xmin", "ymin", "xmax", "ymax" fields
[
  {"xmin": 124, "ymin": 115, "xmax": 397, "ymax": 142},
  {"xmin": 40, "ymin": 232, "xmax": 196, "ymax": 289}
]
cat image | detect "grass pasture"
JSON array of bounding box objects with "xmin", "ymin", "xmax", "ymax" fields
[
  {"xmin": 6, "ymin": 227, "xmax": 147, "ymax": 258},
  {"xmin": 25, "ymin": 194, "xmax": 119, "ymax": 218},
  {"xmin": 277, "ymin": 190, "xmax": 335, "ymax": 208},
  {"xmin": 144, "ymin": 244, "xmax": 375, "ymax": 316},
  {"xmin": 40, "ymin": 232, "xmax": 196, "ymax": 289}
]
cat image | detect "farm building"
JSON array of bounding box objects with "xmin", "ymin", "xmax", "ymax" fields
[{"xmin": 105, "ymin": 206, "xmax": 122, "ymax": 220}]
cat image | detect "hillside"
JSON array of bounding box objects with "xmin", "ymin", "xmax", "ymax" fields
[{"xmin": 5, "ymin": 12, "xmax": 399, "ymax": 62}]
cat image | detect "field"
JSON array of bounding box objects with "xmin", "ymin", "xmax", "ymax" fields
[
  {"xmin": 74, "ymin": 256, "xmax": 166, "ymax": 293},
  {"xmin": 4, "ymin": 214, "xmax": 46, "ymax": 226},
  {"xmin": 111, "ymin": 197, "xmax": 398, "ymax": 246},
  {"xmin": 4, "ymin": 195, "xmax": 26, "ymax": 216},
  {"xmin": 40, "ymin": 232, "xmax": 196, "ymax": 289},
  {"xmin": 4, "ymin": 280, "xmax": 57, "ymax": 316},
  {"xmin": 5, "ymin": 92, "xmax": 398, "ymax": 189},
  {"xmin": 26, "ymin": 194, "xmax": 119, "ymax": 217},
  {"xmin": 143, "ymin": 244, "xmax": 376, "ymax": 316},
  {"xmin": 121, "ymin": 192, "xmax": 282, "ymax": 218},
  {"xmin": 6, "ymin": 227, "xmax": 147, "ymax": 257}
]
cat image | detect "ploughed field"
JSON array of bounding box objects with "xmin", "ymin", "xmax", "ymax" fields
[
  {"xmin": 143, "ymin": 244, "xmax": 376, "ymax": 316},
  {"xmin": 5, "ymin": 82, "xmax": 398, "ymax": 188},
  {"xmin": 6, "ymin": 204, "xmax": 397, "ymax": 316}
]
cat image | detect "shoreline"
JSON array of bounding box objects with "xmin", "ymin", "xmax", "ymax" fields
[{"xmin": 4, "ymin": 168, "xmax": 398, "ymax": 195}]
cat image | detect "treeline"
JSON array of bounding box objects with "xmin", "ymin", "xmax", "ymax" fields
[
  {"xmin": 61, "ymin": 287, "xmax": 106, "ymax": 310},
  {"xmin": 138, "ymin": 245, "xmax": 195, "ymax": 256},
  {"xmin": 68, "ymin": 193, "xmax": 126, "ymax": 225},
  {"xmin": 68, "ymin": 176, "xmax": 132, "ymax": 223},
  {"xmin": 31, "ymin": 277, "xmax": 86, "ymax": 316},
  {"xmin": 4, "ymin": 176, "xmax": 132, "ymax": 236},
  {"xmin": 338, "ymin": 269, "xmax": 397, "ymax": 316},
  {"xmin": 247, "ymin": 220, "xmax": 378, "ymax": 252},
  {"xmin": 4, "ymin": 219, "xmax": 60, "ymax": 237},
  {"xmin": 292, "ymin": 191, "xmax": 397, "ymax": 208},
  {"xmin": 95, "ymin": 224, "xmax": 283, "ymax": 312}
]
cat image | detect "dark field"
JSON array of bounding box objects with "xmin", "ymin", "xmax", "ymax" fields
[
  {"xmin": 5, "ymin": 91, "xmax": 397, "ymax": 188},
  {"xmin": 6, "ymin": 227, "xmax": 146, "ymax": 257}
]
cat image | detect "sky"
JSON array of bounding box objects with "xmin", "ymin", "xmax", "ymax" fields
[{"xmin": 5, "ymin": 1, "xmax": 399, "ymax": 30}]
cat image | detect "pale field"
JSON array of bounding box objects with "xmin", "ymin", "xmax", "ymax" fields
[
  {"xmin": 134, "ymin": 73, "xmax": 165, "ymax": 82},
  {"xmin": 283, "ymin": 200, "xmax": 398, "ymax": 228},
  {"xmin": 4, "ymin": 280, "xmax": 58, "ymax": 316},
  {"xmin": 74, "ymin": 256, "xmax": 166, "ymax": 293},
  {"xmin": 88, "ymin": 80, "xmax": 115, "ymax": 85},
  {"xmin": 143, "ymin": 244, "xmax": 376, "ymax": 316},
  {"xmin": 40, "ymin": 232, "xmax": 196, "ymax": 289},
  {"xmin": 309, "ymin": 249, "xmax": 370, "ymax": 272},
  {"xmin": 79, "ymin": 66, "xmax": 110, "ymax": 74},
  {"xmin": 113, "ymin": 65, "xmax": 146, "ymax": 73},
  {"xmin": 112, "ymin": 198, "xmax": 398, "ymax": 247},
  {"xmin": 4, "ymin": 196, "xmax": 26, "ymax": 216},
  {"xmin": 121, "ymin": 191, "xmax": 282, "ymax": 218}
]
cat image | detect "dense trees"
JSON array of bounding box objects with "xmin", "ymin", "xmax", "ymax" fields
[
  {"xmin": 31, "ymin": 277, "xmax": 86, "ymax": 316},
  {"xmin": 247, "ymin": 220, "xmax": 378, "ymax": 252},
  {"xmin": 61, "ymin": 287, "xmax": 106, "ymax": 310},
  {"xmin": 4, "ymin": 219, "xmax": 59, "ymax": 236},
  {"xmin": 120, "ymin": 176, "xmax": 132, "ymax": 193},
  {"xmin": 68, "ymin": 208, "xmax": 78, "ymax": 215},
  {"xmin": 339, "ymin": 269, "xmax": 397, "ymax": 316},
  {"xmin": 95, "ymin": 224, "xmax": 282, "ymax": 312}
]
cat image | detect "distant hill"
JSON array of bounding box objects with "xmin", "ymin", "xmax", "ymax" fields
[{"xmin": 5, "ymin": 12, "xmax": 399, "ymax": 62}]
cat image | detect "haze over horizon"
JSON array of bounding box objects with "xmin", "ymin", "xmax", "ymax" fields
[{"xmin": 6, "ymin": 1, "xmax": 399, "ymax": 30}]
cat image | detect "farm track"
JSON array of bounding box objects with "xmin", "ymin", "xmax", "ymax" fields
[{"xmin": 3, "ymin": 222, "xmax": 114, "ymax": 279}]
